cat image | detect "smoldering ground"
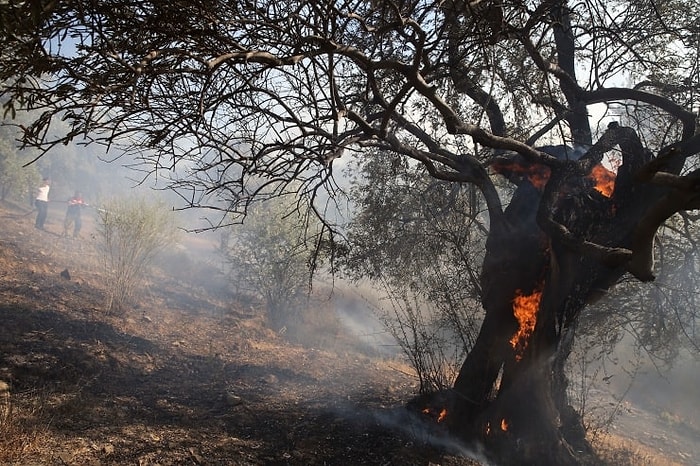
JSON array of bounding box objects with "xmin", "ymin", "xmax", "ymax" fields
[
  {"xmin": 0, "ymin": 203, "xmax": 476, "ymax": 465},
  {"xmin": 3, "ymin": 191, "xmax": 700, "ymax": 465}
]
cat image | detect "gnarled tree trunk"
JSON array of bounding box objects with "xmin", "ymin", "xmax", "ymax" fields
[{"xmin": 447, "ymin": 125, "xmax": 675, "ymax": 465}]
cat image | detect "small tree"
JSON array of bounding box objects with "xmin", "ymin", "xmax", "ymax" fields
[
  {"xmin": 96, "ymin": 197, "xmax": 178, "ymax": 314},
  {"xmin": 221, "ymin": 196, "xmax": 323, "ymax": 330}
]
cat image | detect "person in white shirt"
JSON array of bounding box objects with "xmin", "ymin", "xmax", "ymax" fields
[{"xmin": 35, "ymin": 178, "xmax": 50, "ymax": 230}]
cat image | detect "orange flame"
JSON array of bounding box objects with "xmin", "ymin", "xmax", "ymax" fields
[
  {"xmin": 509, "ymin": 285, "xmax": 543, "ymax": 361},
  {"xmin": 491, "ymin": 160, "xmax": 551, "ymax": 190},
  {"xmin": 500, "ymin": 418, "xmax": 509, "ymax": 431},
  {"xmin": 422, "ymin": 407, "xmax": 448, "ymax": 423},
  {"xmin": 588, "ymin": 164, "xmax": 616, "ymax": 198}
]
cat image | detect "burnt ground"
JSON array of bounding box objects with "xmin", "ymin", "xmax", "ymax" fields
[
  {"xmin": 0, "ymin": 199, "xmax": 696, "ymax": 466},
  {"xmin": 0, "ymin": 200, "xmax": 481, "ymax": 466}
]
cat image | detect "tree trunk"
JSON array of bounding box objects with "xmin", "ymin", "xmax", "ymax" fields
[
  {"xmin": 449, "ymin": 222, "xmax": 606, "ymax": 463},
  {"xmin": 450, "ymin": 183, "xmax": 581, "ymax": 464},
  {"xmin": 449, "ymin": 130, "xmax": 660, "ymax": 463}
]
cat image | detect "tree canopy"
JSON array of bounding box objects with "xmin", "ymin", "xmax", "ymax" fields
[{"xmin": 2, "ymin": 1, "xmax": 697, "ymax": 227}]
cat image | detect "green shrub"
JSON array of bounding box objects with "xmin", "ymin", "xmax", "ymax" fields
[{"xmin": 95, "ymin": 197, "xmax": 178, "ymax": 313}]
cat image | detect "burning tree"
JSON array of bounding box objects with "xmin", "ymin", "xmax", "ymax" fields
[{"xmin": 1, "ymin": 1, "xmax": 700, "ymax": 464}]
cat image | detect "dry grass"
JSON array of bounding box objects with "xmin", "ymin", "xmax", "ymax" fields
[
  {"xmin": 0, "ymin": 385, "xmax": 51, "ymax": 464},
  {"xmin": 593, "ymin": 432, "xmax": 686, "ymax": 466}
]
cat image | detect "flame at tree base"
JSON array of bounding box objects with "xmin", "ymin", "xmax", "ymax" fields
[
  {"xmin": 485, "ymin": 418, "xmax": 510, "ymax": 435},
  {"xmin": 422, "ymin": 407, "xmax": 448, "ymax": 423}
]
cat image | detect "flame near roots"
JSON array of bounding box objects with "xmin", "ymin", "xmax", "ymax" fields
[
  {"xmin": 500, "ymin": 418, "xmax": 509, "ymax": 431},
  {"xmin": 588, "ymin": 164, "xmax": 616, "ymax": 198},
  {"xmin": 509, "ymin": 285, "xmax": 543, "ymax": 361},
  {"xmin": 422, "ymin": 407, "xmax": 448, "ymax": 423}
]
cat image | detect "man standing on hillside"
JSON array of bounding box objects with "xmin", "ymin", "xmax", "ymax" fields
[
  {"xmin": 63, "ymin": 191, "xmax": 87, "ymax": 238},
  {"xmin": 34, "ymin": 178, "xmax": 50, "ymax": 230}
]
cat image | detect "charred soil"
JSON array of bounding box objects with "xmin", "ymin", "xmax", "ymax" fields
[
  {"xmin": 0, "ymin": 200, "xmax": 694, "ymax": 466},
  {"xmin": 0, "ymin": 201, "xmax": 480, "ymax": 466}
]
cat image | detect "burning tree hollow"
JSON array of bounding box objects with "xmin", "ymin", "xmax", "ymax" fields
[
  {"xmin": 509, "ymin": 284, "xmax": 543, "ymax": 362},
  {"xmin": 446, "ymin": 123, "xmax": 700, "ymax": 465},
  {"xmin": 588, "ymin": 164, "xmax": 616, "ymax": 198}
]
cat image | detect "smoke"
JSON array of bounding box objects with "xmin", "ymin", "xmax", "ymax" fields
[
  {"xmin": 331, "ymin": 286, "xmax": 400, "ymax": 356},
  {"xmin": 369, "ymin": 406, "xmax": 495, "ymax": 465},
  {"xmin": 625, "ymin": 352, "xmax": 700, "ymax": 426},
  {"xmin": 569, "ymin": 328, "xmax": 700, "ymax": 463}
]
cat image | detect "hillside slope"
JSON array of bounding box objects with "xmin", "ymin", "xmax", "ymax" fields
[
  {"xmin": 0, "ymin": 200, "xmax": 695, "ymax": 465},
  {"xmin": 0, "ymin": 200, "xmax": 481, "ymax": 466}
]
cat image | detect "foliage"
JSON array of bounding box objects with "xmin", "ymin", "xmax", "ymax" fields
[
  {"xmin": 343, "ymin": 153, "xmax": 487, "ymax": 391},
  {"xmin": 0, "ymin": 1, "xmax": 698, "ymax": 248},
  {"xmin": 221, "ymin": 195, "xmax": 323, "ymax": 330},
  {"xmin": 0, "ymin": 126, "xmax": 39, "ymax": 203},
  {"xmin": 95, "ymin": 197, "xmax": 178, "ymax": 314}
]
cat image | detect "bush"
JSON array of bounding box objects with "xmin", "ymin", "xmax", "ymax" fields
[
  {"xmin": 95, "ymin": 197, "xmax": 178, "ymax": 313},
  {"xmin": 221, "ymin": 197, "xmax": 323, "ymax": 330},
  {"xmin": 0, "ymin": 137, "xmax": 40, "ymax": 203}
]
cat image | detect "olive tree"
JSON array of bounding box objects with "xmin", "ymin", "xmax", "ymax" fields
[{"xmin": 2, "ymin": 1, "xmax": 700, "ymax": 464}]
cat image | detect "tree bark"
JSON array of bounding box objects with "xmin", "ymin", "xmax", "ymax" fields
[
  {"xmin": 448, "ymin": 125, "xmax": 680, "ymax": 464},
  {"xmin": 450, "ymin": 178, "xmax": 581, "ymax": 464}
]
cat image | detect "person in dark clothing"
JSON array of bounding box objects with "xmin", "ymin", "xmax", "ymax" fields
[
  {"xmin": 34, "ymin": 178, "xmax": 50, "ymax": 230},
  {"xmin": 63, "ymin": 191, "xmax": 87, "ymax": 237}
]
